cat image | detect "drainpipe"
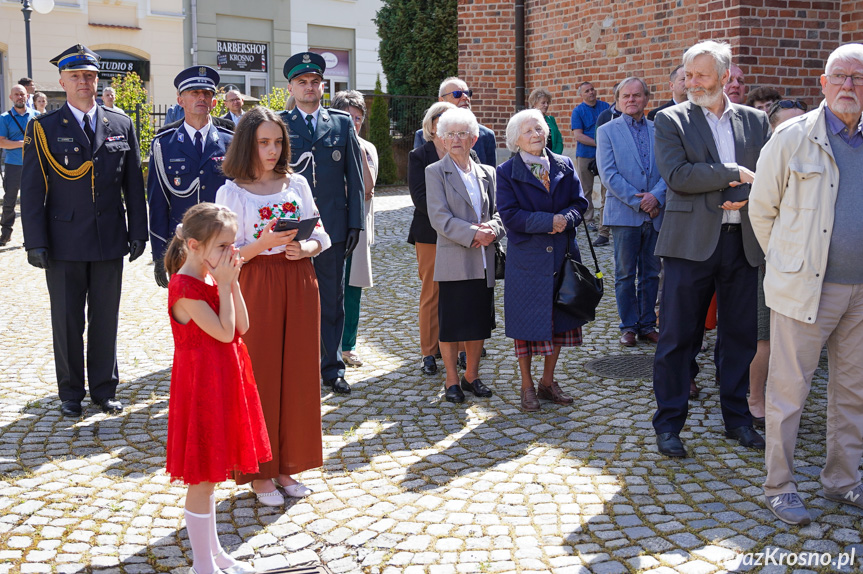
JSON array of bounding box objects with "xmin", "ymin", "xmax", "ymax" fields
[
  {"xmin": 515, "ymin": 0, "xmax": 525, "ymax": 110},
  {"xmin": 191, "ymin": 0, "xmax": 198, "ymax": 65}
]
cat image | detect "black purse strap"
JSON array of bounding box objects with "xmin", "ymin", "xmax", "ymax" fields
[{"xmin": 566, "ymin": 218, "xmax": 603, "ymax": 278}]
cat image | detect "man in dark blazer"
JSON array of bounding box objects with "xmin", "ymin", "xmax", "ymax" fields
[
  {"xmin": 280, "ymin": 52, "xmax": 365, "ymax": 394},
  {"xmin": 648, "ymin": 65, "xmax": 686, "ymax": 121},
  {"xmin": 651, "ymin": 40, "xmax": 769, "ymax": 457},
  {"xmin": 21, "ymin": 45, "xmax": 148, "ymax": 417}
]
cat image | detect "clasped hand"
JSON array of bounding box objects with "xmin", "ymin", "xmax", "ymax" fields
[
  {"xmin": 549, "ymin": 214, "xmax": 567, "ymax": 234},
  {"xmin": 471, "ymin": 223, "xmax": 496, "ymax": 248}
]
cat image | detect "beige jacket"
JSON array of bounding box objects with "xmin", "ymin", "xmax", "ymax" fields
[{"xmin": 749, "ymin": 102, "xmax": 839, "ymax": 324}]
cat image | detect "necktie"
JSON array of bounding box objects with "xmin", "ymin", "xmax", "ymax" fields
[
  {"xmin": 306, "ymin": 114, "xmax": 315, "ymax": 136},
  {"xmin": 194, "ymin": 131, "xmax": 203, "ymax": 156},
  {"xmin": 83, "ymin": 117, "xmax": 95, "ymax": 153}
]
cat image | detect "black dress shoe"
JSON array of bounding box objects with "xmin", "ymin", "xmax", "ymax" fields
[
  {"xmin": 752, "ymin": 416, "xmax": 765, "ymax": 429},
  {"xmin": 93, "ymin": 398, "xmax": 123, "ymax": 414},
  {"xmin": 60, "ymin": 400, "xmax": 83, "ymax": 417},
  {"xmin": 444, "ymin": 384, "xmax": 465, "ymax": 403},
  {"xmin": 725, "ymin": 426, "xmax": 765, "ymax": 449},
  {"xmin": 593, "ymin": 235, "xmax": 610, "ymax": 246},
  {"xmin": 656, "ymin": 432, "xmax": 687, "ymax": 457},
  {"xmin": 323, "ymin": 377, "xmax": 351, "ymax": 394},
  {"xmin": 461, "ymin": 376, "xmax": 492, "ymax": 397},
  {"xmin": 457, "ymin": 351, "xmax": 466, "ymax": 370},
  {"xmin": 421, "ymin": 355, "xmax": 438, "ymax": 375}
]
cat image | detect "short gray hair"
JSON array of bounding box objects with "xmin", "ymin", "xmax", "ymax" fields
[
  {"xmin": 330, "ymin": 90, "xmax": 367, "ymax": 117},
  {"xmin": 421, "ymin": 101, "xmax": 457, "ymax": 142},
  {"xmin": 614, "ymin": 77, "xmax": 651, "ymax": 101},
  {"xmin": 826, "ymin": 43, "xmax": 863, "ymax": 74},
  {"xmin": 682, "ymin": 40, "xmax": 732, "ymax": 78},
  {"xmin": 102, "ymin": 87, "xmax": 115, "ymax": 96},
  {"xmin": 528, "ymin": 87, "xmax": 552, "ymax": 108},
  {"xmin": 505, "ymin": 109, "xmax": 549, "ymax": 153},
  {"xmin": 438, "ymin": 76, "xmax": 467, "ymax": 97},
  {"xmin": 436, "ymin": 108, "xmax": 479, "ymax": 140}
]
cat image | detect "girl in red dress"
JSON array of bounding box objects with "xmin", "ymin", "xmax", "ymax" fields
[{"xmin": 164, "ymin": 203, "xmax": 271, "ymax": 574}]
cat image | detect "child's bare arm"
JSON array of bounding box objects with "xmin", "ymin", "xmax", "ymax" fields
[{"xmin": 172, "ymin": 290, "xmax": 236, "ymax": 343}]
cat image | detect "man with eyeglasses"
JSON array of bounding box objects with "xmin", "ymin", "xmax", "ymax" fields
[
  {"xmin": 412, "ymin": 77, "xmax": 497, "ymax": 167},
  {"xmin": 223, "ymin": 89, "xmax": 244, "ymax": 125},
  {"xmin": 750, "ymin": 43, "xmax": 863, "ymax": 526}
]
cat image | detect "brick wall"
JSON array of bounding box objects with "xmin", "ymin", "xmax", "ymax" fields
[{"xmin": 458, "ymin": 0, "xmax": 857, "ymax": 153}]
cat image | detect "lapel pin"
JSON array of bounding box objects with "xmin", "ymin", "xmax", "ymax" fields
[
  {"xmin": 62, "ymin": 118, "xmax": 68, "ymax": 124},
  {"xmin": 174, "ymin": 177, "xmax": 182, "ymax": 186},
  {"xmin": 178, "ymin": 132, "xmax": 185, "ymax": 142},
  {"xmin": 103, "ymin": 117, "xmax": 109, "ymax": 124}
]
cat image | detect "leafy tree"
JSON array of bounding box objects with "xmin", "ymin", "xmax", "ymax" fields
[
  {"xmin": 111, "ymin": 72, "xmax": 153, "ymax": 164},
  {"xmin": 375, "ymin": 0, "xmax": 458, "ymax": 96},
  {"xmin": 258, "ymin": 87, "xmax": 290, "ymax": 112},
  {"xmin": 368, "ymin": 77, "xmax": 398, "ymax": 184}
]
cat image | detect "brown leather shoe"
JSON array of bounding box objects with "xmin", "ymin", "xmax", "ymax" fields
[
  {"xmin": 521, "ymin": 386, "xmax": 540, "ymax": 412},
  {"xmin": 689, "ymin": 378, "xmax": 700, "ymax": 399},
  {"xmin": 537, "ymin": 380, "xmax": 574, "ymax": 405},
  {"xmin": 619, "ymin": 332, "xmax": 637, "ymax": 347},
  {"xmin": 638, "ymin": 330, "xmax": 660, "ymax": 343}
]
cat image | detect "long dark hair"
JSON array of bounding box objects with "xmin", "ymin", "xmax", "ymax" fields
[
  {"xmin": 164, "ymin": 203, "xmax": 238, "ymax": 276},
  {"xmin": 221, "ymin": 106, "xmax": 292, "ymax": 181}
]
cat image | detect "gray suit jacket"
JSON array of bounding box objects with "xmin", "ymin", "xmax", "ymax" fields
[
  {"xmin": 653, "ymin": 100, "xmax": 769, "ymax": 266},
  {"xmin": 426, "ymin": 155, "xmax": 506, "ymax": 287}
]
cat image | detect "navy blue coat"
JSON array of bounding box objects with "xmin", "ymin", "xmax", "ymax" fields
[
  {"xmin": 21, "ymin": 104, "xmax": 147, "ymax": 261},
  {"xmin": 147, "ymin": 122, "xmax": 233, "ymax": 260},
  {"xmin": 496, "ymin": 152, "xmax": 589, "ymax": 341}
]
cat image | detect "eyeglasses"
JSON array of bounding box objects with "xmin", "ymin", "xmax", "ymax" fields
[
  {"xmin": 443, "ymin": 131, "xmax": 471, "ymax": 140},
  {"xmin": 442, "ymin": 89, "xmax": 473, "ymax": 99},
  {"xmin": 768, "ymin": 99, "xmax": 808, "ymax": 118},
  {"xmin": 825, "ymin": 74, "xmax": 863, "ymax": 86}
]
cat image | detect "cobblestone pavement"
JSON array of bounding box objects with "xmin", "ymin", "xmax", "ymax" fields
[{"xmin": 1, "ymin": 187, "xmax": 861, "ymax": 574}]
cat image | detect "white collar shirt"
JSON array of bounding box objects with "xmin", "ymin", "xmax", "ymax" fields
[
  {"xmin": 452, "ymin": 156, "xmax": 486, "ymax": 269},
  {"xmin": 183, "ymin": 119, "xmax": 212, "ymax": 148},
  {"xmin": 67, "ymin": 102, "xmax": 98, "ymax": 132},
  {"xmin": 297, "ymin": 108, "xmax": 321, "ymax": 132},
  {"xmin": 702, "ymin": 95, "xmax": 740, "ymax": 224}
]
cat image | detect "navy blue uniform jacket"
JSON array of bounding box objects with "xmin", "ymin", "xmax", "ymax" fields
[{"xmin": 20, "ymin": 104, "xmax": 147, "ymax": 261}]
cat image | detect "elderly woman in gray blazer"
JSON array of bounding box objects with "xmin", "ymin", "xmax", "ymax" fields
[{"xmin": 426, "ymin": 108, "xmax": 506, "ymax": 404}]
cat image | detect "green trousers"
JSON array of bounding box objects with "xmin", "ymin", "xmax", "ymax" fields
[{"xmin": 342, "ymin": 255, "xmax": 363, "ymax": 351}]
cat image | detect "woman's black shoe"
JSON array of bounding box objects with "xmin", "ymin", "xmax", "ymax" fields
[
  {"xmin": 444, "ymin": 384, "xmax": 465, "ymax": 403},
  {"xmin": 422, "ymin": 356, "xmax": 437, "ymax": 375},
  {"xmin": 460, "ymin": 376, "xmax": 492, "ymax": 397},
  {"xmin": 457, "ymin": 351, "xmax": 467, "ymax": 369}
]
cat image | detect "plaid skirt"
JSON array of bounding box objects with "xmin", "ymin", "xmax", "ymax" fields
[{"xmin": 514, "ymin": 327, "xmax": 583, "ymax": 358}]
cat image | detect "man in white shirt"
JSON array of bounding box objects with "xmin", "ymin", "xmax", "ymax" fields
[{"xmin": 223, "ymin": 89, "xmax": 244, "ymax": 125}]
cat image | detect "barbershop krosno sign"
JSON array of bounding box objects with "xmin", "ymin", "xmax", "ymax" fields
[{"xmin": 217, "ymin": 41, "xmax": 268, "ymax": 73}]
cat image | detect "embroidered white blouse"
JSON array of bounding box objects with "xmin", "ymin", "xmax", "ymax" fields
[{"xmin": 215, "ymin": 175, "xmax": 331, "ymax": 255}]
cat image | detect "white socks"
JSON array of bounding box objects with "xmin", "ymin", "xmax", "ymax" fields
[
  {"xmin": 209, "ymin": 494, "xmax": 238, "ymax": 570},
  {"xmin": 184, "ymin": 509, "xmax": 218, "ymax": 574}
]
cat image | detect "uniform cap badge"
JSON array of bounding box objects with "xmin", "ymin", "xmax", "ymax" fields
[
  {"xmin": 199, "ymin": 67, "xmax": 206, "ymax": 76},
  {"xmin": 302, "ymin": 54, "xmax": 311, "ymax": 63}
]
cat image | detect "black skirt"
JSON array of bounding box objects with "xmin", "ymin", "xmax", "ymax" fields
[{"xmin": 438, "ymin": 278, "xmax": 495, "ymax": 342}]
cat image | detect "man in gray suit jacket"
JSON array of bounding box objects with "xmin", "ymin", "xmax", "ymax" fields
[{"xmin": 651, "ymin": 41, "xmax": 769, "ymax": 458}]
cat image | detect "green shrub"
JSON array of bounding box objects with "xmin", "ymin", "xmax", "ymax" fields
[{"xmin": 369, "ymin": 77, "xmax": 398, "ymax": 184}]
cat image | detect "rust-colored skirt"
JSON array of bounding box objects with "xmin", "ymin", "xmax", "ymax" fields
[{"xmin": 234, "ymin": 254, "xmax": 323, "ymax": 484}]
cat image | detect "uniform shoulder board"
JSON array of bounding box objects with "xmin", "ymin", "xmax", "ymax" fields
[
  {"xmin": 327, "ymin": 108, "xmax": 350, "ymax": 118},
  {"xmin": 36, "ymin": 107, "xmax": 62, "ymax": 121},
  {"xmin": 102, "ymin": 106, "xmax": 128, "ymax": 118},
  {"xmin": 153, "ymin": 126, "xmax": 177, "ymax": 139},
  {"xmin": 215, "ymin": 124, "xmax": 234, "ymax": 135}
]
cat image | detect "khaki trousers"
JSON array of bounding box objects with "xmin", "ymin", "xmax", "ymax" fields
[
  {"xmin": 764, "ymin": 282, "xmax": 863, "ymax": 497},
  {"xmin": 415, "ymin": 242, "xmax": 440, "ymax": 357},
  {"xmin": 575, "ymin": 156, "xmax": 609, "ymax": 237}
]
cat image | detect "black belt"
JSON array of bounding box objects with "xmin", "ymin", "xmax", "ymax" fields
[{"xmin": 721, "ymin": 223, "xmax": 741, "ymax": 233}]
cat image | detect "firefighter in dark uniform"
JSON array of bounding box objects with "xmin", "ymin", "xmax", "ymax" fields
[
  {"xmin": 20, "ymin": 45, "xmax": 148, "ymax": 417},
  {"xmin": 149, "ymin": 65, "xmax": 234, "ymax": 287},
  {"xmin": 279, "ymin": 52, "xmax": 365, "ymax": 394}
]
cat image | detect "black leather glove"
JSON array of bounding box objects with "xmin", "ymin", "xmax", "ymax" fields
[
  {"xmin": 344, "ymin": 228, "xmax": 361, "ymax": 259},
  {"xmin": 27, "ymin": 248, "xmax": 50, "ymax": 269},
  {"xmin": 154, "ymin": 259, "xmax": 169, "ymax": 289},
  {"xmin": 128, "ymin": 240, "xmax": 146, "ymax": 263}
]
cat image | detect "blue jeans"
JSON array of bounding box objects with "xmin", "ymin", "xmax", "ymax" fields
[{"xmin": 611, "ymin": 222, "xmax": 660, "ymax": 334}]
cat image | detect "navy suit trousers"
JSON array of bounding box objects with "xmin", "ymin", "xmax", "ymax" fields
[
  {"xmin": 314, "ymin": 241, "xmax": 347, "ymax": 381},
  {"xmin": 653, "ymin": 226, "xmax": 757, "ymax": 434}
]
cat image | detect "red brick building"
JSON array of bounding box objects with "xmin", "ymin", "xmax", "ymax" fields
[{"xmin": 458, "ymin": 0, "xmax": 863, "ymax": 152}]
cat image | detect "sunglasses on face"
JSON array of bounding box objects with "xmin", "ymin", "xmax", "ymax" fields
[
  {"xmin": 443, "ymin": 89, "xmax": 473, "ymax": 99},
  {"xmin": 768, "ymin": 99, "xmax": 808, "ymax": 118}
]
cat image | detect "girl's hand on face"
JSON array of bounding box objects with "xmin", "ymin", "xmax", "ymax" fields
[
  {"xmin": 258, "ymin": 218, "xmax": 298, "ymax": 249},
  {"xmin": 208, "ymin": 246, "xmax": 235, "ymax": 286},
  {"xmin": 229, "ymin": 246, "xmax": 243, "ymax": 284}
]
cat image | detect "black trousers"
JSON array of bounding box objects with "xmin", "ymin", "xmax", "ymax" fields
[
  {"xmin": 313, "ymin": 241, "xmax": 346, "ymax": 381},
  {"xmin": 1, "ymin": 163, "xmax": 22, "ymax": 239},
  {"xmin": 653, "ymin": 226, "xmax": 757, "ymax": 434},
  {"xmin": 45, "ymin": 258, "xmax": 123, "ymax": 403}
]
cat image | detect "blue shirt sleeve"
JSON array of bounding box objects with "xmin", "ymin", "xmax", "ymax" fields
[
  {"xmin": 0, "ymin": 115, "xmax": 9, "ymax": 139},
  {"xmin": 571, "ymin": 105, "xmax": 585, "ymax": 131}
]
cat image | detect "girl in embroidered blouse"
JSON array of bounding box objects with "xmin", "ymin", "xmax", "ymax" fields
[{"xmin": 216, "ymin": 106, "xmax": 330, "ymax": 507}]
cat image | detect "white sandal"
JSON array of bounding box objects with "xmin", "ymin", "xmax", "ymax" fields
[
  {"xmin": 252, "ymin": 484, "xmax": 284, "ymax": 507},
  {"xmin": 281, "ymin": 482, "xmax": 312, "ymax": 498}
]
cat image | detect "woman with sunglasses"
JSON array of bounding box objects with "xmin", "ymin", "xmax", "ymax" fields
[{"xmin": 767, "ymin": 99, "xmax": 808, "ymax": 133}]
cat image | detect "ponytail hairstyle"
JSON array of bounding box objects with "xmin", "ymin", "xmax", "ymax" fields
[{"xmin": 164, "ymin": 202, "xmax": 238, "ymax": 276}]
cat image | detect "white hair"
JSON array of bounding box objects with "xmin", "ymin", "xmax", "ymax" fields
[
  {"xmin": 614, "ymin": 77, "xmax": 651, "ymax": 101},
  {"xmin": 505, "ymin": 109, "xmax": 549, "ymax": 153},
  {"xmin": 682, "ymin": 40, "xmax": 732, "ymax": 78},
  {"xmin": 436, "ymin": 108, "xmax": 479, "ymax": 139},
  {"xmin": 826, "ymin": 43, "xmax": 863, "ymax": 74},
  {"xmin": 438, "ymin": 76, "xmax": 468, "ymax": 97},
  {"xmin": 102, "ymin": 87, "xmax": 115, "ymax": 95}
]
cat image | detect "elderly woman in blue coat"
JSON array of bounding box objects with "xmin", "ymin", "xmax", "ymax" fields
[{"xmin": 497, "ymin": 109, "xmax": 590, "ymax": 412}]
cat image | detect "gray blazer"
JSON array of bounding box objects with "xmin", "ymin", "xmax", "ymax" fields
[
  {"xmin": 653, "ymin": 100, "xmax": 769, "ymax": 267},
  {"xmin": 426, "ymin": 155, "xmax": 506, "ymax": 287}
]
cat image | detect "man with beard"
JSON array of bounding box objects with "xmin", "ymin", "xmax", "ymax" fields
[
  {"xmin": 750, "ymin": 43, "xmax": 863, "ymax": 526},
  {"xmin": 651, "ymin": 40, "xmax": 769, "ymax": 458},
  {"xmin": 0, "ymin": 85, "xmax": 39, "ymax": 245}
]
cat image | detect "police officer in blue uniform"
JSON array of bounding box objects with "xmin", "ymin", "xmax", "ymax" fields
[
  {"xmin": 20, "ymin": 45, "xmax": 148, "ymax": 417},
  {"xmin": 148, "ymin": 66, "xmax": 234, "ymax": 287},
  {"xmin": 280, "ymin": 52, "xmax": 365, "ymax": 394}
]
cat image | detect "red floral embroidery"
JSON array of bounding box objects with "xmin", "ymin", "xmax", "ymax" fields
[
  {"xmin": 259, "ymin": 206, "xmax": 273, "ymax": 219},
  {"xmin": 283, "ymin": 202, "xmax": 297, "ymax": 213}
]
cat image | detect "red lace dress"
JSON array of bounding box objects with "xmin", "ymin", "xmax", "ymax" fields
[{"xmin": 165, "ymin": 274, "xmax": 271, "ymax": 484}]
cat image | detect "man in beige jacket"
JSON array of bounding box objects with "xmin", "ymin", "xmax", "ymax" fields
[{"xmin": 749, "ymin": 43, "xmax": 863, "ymax": 526}]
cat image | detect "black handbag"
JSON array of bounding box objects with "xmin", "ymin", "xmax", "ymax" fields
[
  {"xmin": 493, "ymin": 240, "xmax": 506, "ymax": 280},
  {"xmin": 554, "ymin": 218, "xmax": 604, "ymax": 322}
]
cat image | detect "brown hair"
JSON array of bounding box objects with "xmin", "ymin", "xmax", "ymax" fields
[
  {"xmin": 528, "ymin": 87, "xmax": 552, "ymax": 108},
  {"xmin": 164, "ymin": 203, "xmax": 238, "ymax": 276},
  {"xmin": 221, "ymin": 106, "xmax": 292, "ymax": 181}
]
